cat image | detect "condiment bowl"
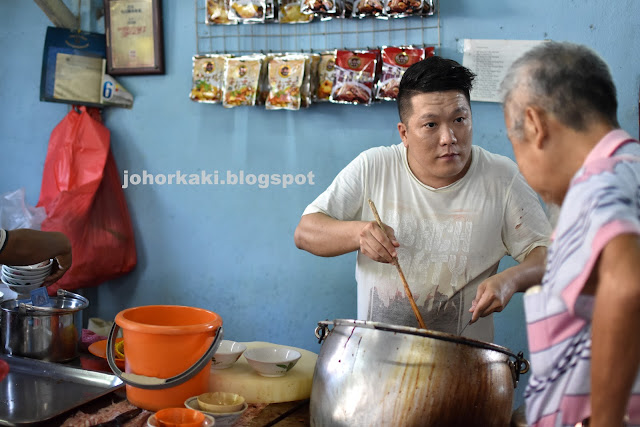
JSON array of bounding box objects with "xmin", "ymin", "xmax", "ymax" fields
[
  {"xmin": 212, "ymin": 340, "xmax": 247, "ymax": 369},
  {"xmin": 244, "ymin": 346, "xmax": 301, "ymax": 377},
  {"xmin": 153, "ymin": 407, "xmax": 206, "ymax": 427},
  {"xmin": 197, "ymin": 391, "xmax": 245, "ymax": 413},
  {"xmin": 184, "ymin": 396, "xmax": 248, "ymax": 427}
]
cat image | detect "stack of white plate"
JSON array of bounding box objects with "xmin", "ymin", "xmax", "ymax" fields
[{"xmin": 1, "ymin": 260, "xmax": 53, "ymax": 295}]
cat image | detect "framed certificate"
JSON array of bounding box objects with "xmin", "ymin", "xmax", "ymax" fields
[{"xmin": 104, "ymin": 0, "xmax": 165, "ymax": 75}]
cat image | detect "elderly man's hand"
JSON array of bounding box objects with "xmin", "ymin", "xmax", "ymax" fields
[
  {"xmin": 468, "ymin": 274, "xmax": 517, "ymax": 323},
  {"xmin": 359, "ymin": 221, "xmax": 400, "ymax": 263}
]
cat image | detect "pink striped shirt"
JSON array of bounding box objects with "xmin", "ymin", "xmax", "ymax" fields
[{"xmin": 524, "ymin": 130, "xmax": 640, "ymax": 427}]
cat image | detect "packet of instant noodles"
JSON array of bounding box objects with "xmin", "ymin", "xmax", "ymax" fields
[
  {"xmin": 330, "ymin": 50, "xmax": 378, "ymax": 105},
  {"xmin": 266, "ymin": 55, "xmax": 306, "ymax": 110},
  {"xmin": 314, "ymin": 51, "xmax": 336, "ymax": 102},
  {"xmin": 190, "ymin": 54, "xmax": 231, "ymax": 103},
  {"xmin": 206, "ymin": 0, "xmax": 238, "ymax": 24},
  {"xmin": 223, "ymin": 55, "xmax": 264, "ymax": 108}
]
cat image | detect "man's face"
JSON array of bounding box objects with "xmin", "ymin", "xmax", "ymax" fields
[{"xmin": 398, "ymin": 91, "xmax": 473, "ymax": 188}]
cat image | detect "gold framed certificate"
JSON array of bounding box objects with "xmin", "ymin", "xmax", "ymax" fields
[{"xmin": 104, "ymin": 0, "xmax": 165, "ymax": 75}]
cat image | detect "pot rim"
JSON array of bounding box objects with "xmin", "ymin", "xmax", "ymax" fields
[{"xmin": 317, "ymin": 319, "xmax": 520, "ymax": 360}]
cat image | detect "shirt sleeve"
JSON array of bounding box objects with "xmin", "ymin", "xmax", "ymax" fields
[
  {"xmin": 0, "ymin": 229, "xmax": 7, "ymax": 254},
  {"xmin": 302, "ymin": 151, "xmax": 368, "ymax": 221},
  {"xmin": 502, "ymin": 172, "xmax": 552, "ymax": 262}
]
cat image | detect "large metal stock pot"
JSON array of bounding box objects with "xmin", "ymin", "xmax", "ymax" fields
[
  {"xmin": 0, "ymin": 289, "xmax": 89, "ymax": 362},
  {"xmin": 311, "ymin": 319, "xmax": 529, "ymax": 427}
]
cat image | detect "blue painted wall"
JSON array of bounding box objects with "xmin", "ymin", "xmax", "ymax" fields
[{"xmin": 1, "ymin": 0, "xmax": 639, "ymax": 408}]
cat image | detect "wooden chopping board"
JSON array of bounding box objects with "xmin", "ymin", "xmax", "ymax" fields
[{"xmin": 208, "ymin": 341, "xmax": 317, "ymax": 404}]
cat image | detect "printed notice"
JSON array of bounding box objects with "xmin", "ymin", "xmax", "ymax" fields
[
  {"xmin": 53, "ymin": 53, "xmax": 103, "ymax": 103},
  {"xmin": 462, "ymin": 39, "xmax": 546, "ymax": 103}
]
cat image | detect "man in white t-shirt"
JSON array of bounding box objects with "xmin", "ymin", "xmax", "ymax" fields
[{"xmin": 294, "ymin": 56, "xmax": 551, "ymax": 342}]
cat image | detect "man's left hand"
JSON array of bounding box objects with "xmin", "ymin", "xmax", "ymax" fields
[{"xmin": 468, "ymin": 274, "xmax": 517, "ymax": 323}]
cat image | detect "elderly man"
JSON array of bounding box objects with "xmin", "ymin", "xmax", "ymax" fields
[
  {"xmin": 501, "ymin": 41, "xmax": 640, "ymax": 427},
  {"xmin": 295, "ymin": 55, "xmax": 551, "ymax": 343}
]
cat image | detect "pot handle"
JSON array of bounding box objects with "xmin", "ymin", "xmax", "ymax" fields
[
  {"xmin": 106, "ymin": 322, "xmax": 224, "ymax": 390},
  {"xmin": 509, "ymin": 352, "xmax": 530, "ymax": 388}
]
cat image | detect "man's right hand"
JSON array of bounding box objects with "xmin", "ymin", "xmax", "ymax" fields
[{"xmin": 358, "ymin": 221, "xmax": 400, "ymax": 263}]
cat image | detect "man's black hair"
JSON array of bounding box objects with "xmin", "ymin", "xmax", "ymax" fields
[{"xmin": 397, "ymin": 56, "xmax": 476, "ymax": 124}]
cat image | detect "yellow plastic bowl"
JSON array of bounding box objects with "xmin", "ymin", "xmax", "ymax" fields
[
  {"xmin": 197, "ymin": 392, "xmax": 245, "ymax": 413},
  {"xmin": 115, "ymin": 340, "xmax": 125, "ymax": 359}
]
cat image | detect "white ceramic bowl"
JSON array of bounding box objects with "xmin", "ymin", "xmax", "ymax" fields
[
  {"xmin": 1, "ymin": 272, "xmax": 45, "ymax": 287},
  {"xmin": 184, "ymin": 397, "xmax": 248, "ymax": 427},
  {"xmin": 2, "ymin": 268, "xmax": 49, "ymax": 282},
  {"xmin": 2, "ymin": 264, "xmax": 51, "ymax": 278},
  {"xmin": 4, "ymin": 259, "xmax": 53, "ymax": 274},
  {"xmin": 244, "ymin": 347, "xmax": 302, "ymax": 377},
  {"xmin": 2, "ymin": 279, "xmax": 44, "ymax": 297},
  {"xmin": 212, "ymin": 340, "xmax": 247, "ymax": 369}
]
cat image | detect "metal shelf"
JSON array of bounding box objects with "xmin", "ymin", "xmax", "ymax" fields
[{"xmin": 195, "ymin": 0, "xmax": 440, "ymax": 55}]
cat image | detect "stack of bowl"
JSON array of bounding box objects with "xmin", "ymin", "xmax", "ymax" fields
[{"xmin": 1, "ymin": 260, "xmax": 53, "ymax": 297}]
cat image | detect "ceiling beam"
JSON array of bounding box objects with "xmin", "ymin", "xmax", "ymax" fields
[{"xmin": 34, "ymin": 0, "xmax": 78, "ymax": 29}]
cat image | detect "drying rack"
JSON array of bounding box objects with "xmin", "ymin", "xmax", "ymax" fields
[{"xmin": 194, "ymin": 0, "xmax": 440, "ymax": 55}]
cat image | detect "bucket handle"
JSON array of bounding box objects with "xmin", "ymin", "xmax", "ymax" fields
[{"xmin": 106, "ymin": 322, "xmax": 224, "ymax": 390}]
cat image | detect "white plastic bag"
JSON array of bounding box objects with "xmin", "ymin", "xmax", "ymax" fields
[{"xmin": 0, "ymin": 188, "xmax": 46, "ymax": 230}]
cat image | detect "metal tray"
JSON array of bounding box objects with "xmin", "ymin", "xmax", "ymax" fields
[{"xmin": 0, "ymin": 354, "xmax": 123, "ymax": 426}]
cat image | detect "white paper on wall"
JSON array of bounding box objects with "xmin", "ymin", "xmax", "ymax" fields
[{"xmin": 462, "ymin": 39, "xmax": 546, "ymax": 103}]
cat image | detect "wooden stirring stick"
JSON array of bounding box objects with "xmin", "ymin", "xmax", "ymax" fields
[{"xmin": 368, "ymin": 199, "xmax": 427, "ymax": 330}]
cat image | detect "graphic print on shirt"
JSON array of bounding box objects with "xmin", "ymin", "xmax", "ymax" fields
[{"xmin": 367, "ymin": 209, "xmax": 475, "ymax": 328}]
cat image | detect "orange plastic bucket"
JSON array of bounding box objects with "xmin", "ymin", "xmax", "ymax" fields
[{"xmin": 107, "ymin": 305, "xmax": 223, "ymax": 412}]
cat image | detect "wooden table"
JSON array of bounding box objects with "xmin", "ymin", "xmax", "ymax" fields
[{"xmin": 53, "ymin": 351, "xmax": 311, "ymax": 426}]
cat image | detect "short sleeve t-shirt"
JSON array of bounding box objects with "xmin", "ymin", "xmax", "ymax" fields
[{"xmin": 303, "ymin": 143, "xmax": 551, "ymax": 342}]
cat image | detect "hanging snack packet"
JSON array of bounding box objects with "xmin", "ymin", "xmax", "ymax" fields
[
  {"xmin": 330, "ymin": 50, "xmax": 378, "ymax": 105},
  {"xmin": 229, "ymin": 0, "xmax": 266, "ymax": 22},
  {"xmin": 206, "ymin": 0, "xmax": 238, "ymax": 24},
  {"xmin": 302, "ymin": 53, "xmax": 321, "ymax": 107},
  {"xmin": 375, "ymin": 46, "xmax": 425, "ymax": 101},
  {"xmin": 314, "ymin": 51, "xmax": 337, "ymax": 102},
  {"xmin": 279, "ymin": 0, "xmax": 314, "ymax": 23},
  {"xmin": 301, "ymin": 0, "xmax": 337, "ymax": 15},
  {"xmin": 190, "ymin": 54, "xmax": 231, "ymax": 103},
  {"xmin": 223, "ymin": 55, "xmax": 264, "ymax": 108},
  {"xmin": 266, "ymin": 55, "xmax": 306, "ymax": 110},
  {"xmin": 265, "ymin": 0, "xmax": 277, "ymax": 21},
  {"xmin": 353, "ymin": 0, "xmax": 384, "ymax": 18},
  {"xmin": 421, "ymin": 0, "xmax": 434, "ymax": 15},
  {"xmin": 384, "ymin": 0, "xmax": 422, "ymax": 17},
  {"xmin": 257, "ymin": 53, "xmax": 279, "ymax": 106}
]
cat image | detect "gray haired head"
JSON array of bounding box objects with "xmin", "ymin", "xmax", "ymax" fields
[{"xmin": 500, "ymin": 41, "xmax": 619, "ymax": 137}]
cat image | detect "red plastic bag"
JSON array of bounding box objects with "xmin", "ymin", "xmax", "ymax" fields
[{"xmin": 38, "ymin": 106, "xmax": 136, "ymax": 293}]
